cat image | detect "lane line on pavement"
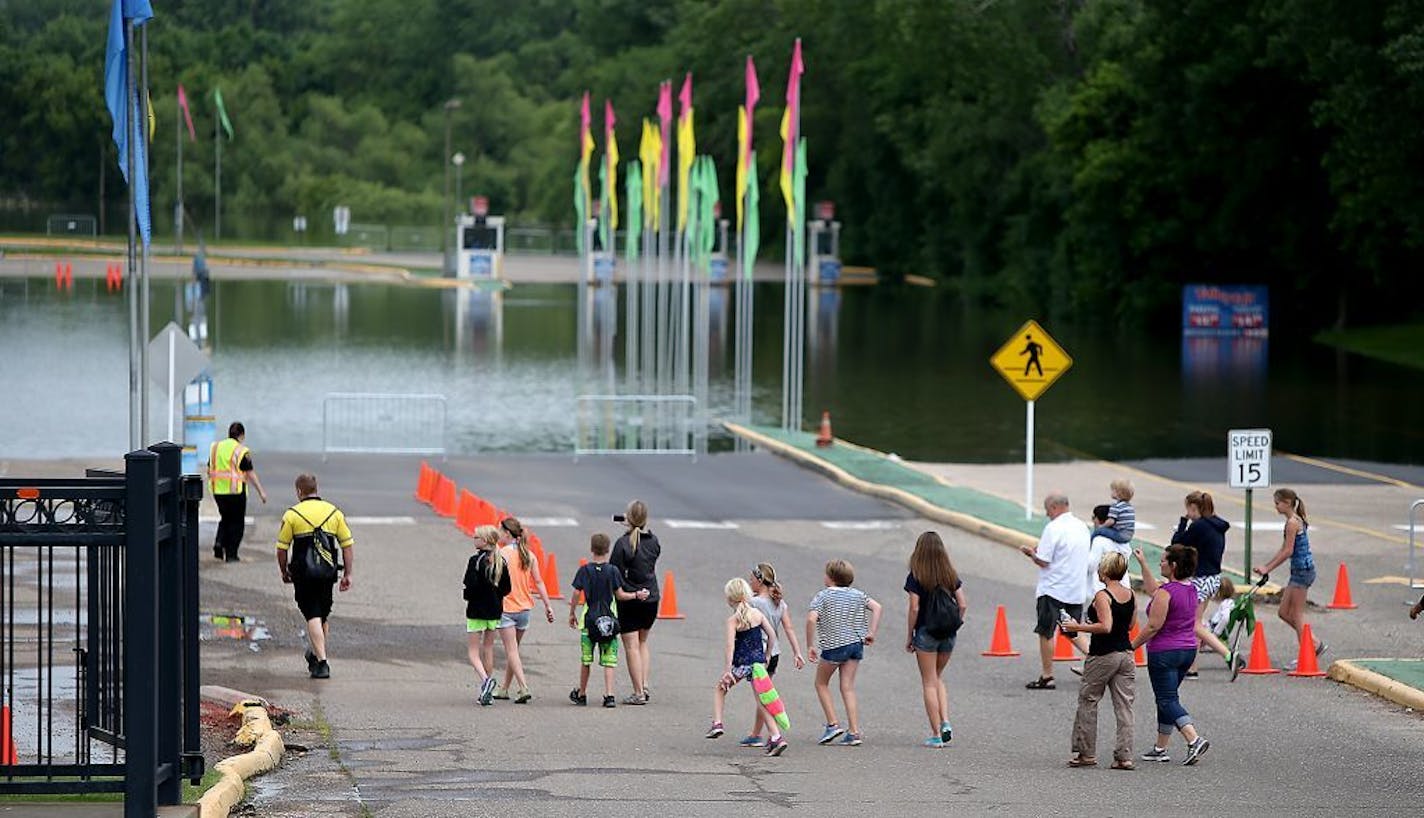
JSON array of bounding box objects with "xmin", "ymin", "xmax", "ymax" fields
[
  {"xmin": 199, "ymin": 516, "xmax": 255, "ymax": 525},
  {"xmin": 346, "ymin": 516, "xmax": 416, "ymax": 525},
  {"xmin": 520, "ymin": 517, "xmax": 580, "ymax": 527},
  {"xmin": 664, "ymin": 519, "xmax": 739, "ymax": 529},
  {"xmin": 820, "ymin": 520, "xmax": 902, "ymax": 530},
  {"xmin": 1281, "ymin": 452, "xmax": 1420, "ymax": 490}
]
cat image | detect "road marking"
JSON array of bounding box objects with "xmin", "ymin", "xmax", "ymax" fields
[
  {"xmin": 1135, "ymin": 522, "xmax": 1157, "ymax": 531},
  {"xmin": 347, "ymin": 516, "xmax": 416, "ymax": 525},
  {"xmin": 1363, "ymin": 576, "xmax": 1420, "ymax": 586},
  {"xmin": 520, "ymin": 517, "xmax": 580, "ymax": 527},
  {"xmin": 199, "ymin": 516, "xmax": 255, "ymax": 525},
  {"xmin": 1227, "ymin": 520, "xmax": 1285, "ymax": 531},
  {"xmin": 664, "ymin": 519, "xmax": 739, "ymax": 529},
  {"xmin": 1281, "ymin": 452, "xmax": 1420, "ymax": 490},
  {"xmin": 820, "ymin": 520, "xmax": 902, "ymax": 530}
]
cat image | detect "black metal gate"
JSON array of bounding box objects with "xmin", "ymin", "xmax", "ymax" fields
[{"xmin": 0, "ymin": 443, "xmax": 204, "ymax": 817}]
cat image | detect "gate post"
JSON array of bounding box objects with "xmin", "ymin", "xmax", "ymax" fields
[
  {"xmin": 123, "ymin": 448, "xmax": 159, "ymax": 818},
  {"xmin": 152, "ymin": 442, "xmax": 183, "ymax": 804}
]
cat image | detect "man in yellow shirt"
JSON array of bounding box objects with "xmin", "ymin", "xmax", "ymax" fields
[
  {"xmin": 275, "ymin": 473, "xmax": 354, "ymax": 679},
  {"xmin": 208, "ymin": 421, "xmax": 268, "ymax": 562}
]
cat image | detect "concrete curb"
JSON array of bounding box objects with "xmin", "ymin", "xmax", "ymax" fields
[
  {"xmin": 1328, "ymin": 659, "xmax": 1424, "ymax": 712},
  {"xmin": 196, "ymin": 701, "xmax": 286, "ymax": 818},
  {"xmin": 723, "ymin": 422, "xmax": 1039, "ymax": 552}
]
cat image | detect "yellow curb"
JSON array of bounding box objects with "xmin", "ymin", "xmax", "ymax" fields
[
  {"xmin": 1327, "ymin": 659, "xmax": 1424, "ymax": 712},
  {"xmin": 722, "ymin": 421, "xmax": 1038, "ymax": 552},
  {"xmin": 197, "ymin": 701, "xmax": 285, "ymax": 818}
]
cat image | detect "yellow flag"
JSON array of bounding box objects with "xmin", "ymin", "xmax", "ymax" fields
[
  {"xmin": 676, "ymin": 110, "xmax": 695, "ymax": 233},
  {"xmin": 779, "ymin": 107, "xmax": 794, "ymax": 224},
  {"xmin": 735, "ymin": 106, "xmax": 749, "ymax": 233},
  {"xmin": 640, "ymin": 120, "xmax": 657, "ymax": 229},
  {"xmin": 147, "ymin": 89, "xmax": 156, "ymax": 142},
  {"xmin": 607, "ymin": 128, "xmax": 619, "ymax": 232}
]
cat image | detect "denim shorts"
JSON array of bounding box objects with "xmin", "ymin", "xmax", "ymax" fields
[
  {"xmin": 912, "ymin": 626, "xmax": 957, "ymax": 654},
  {"xmin": 498, "ymin": 609, "xmax": 531, "ymax": 630},
  {"xmin": 1289, "ymin": 566, "xmax": 1316, "ymax": 588},
  {"xmin": 819, "ymin": 641, "xmax": 864, "ymax": 664}
]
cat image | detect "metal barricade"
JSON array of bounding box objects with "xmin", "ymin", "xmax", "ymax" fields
[
  {"xmin": 322, "ymin": 393, "xmax": 448, "ymax": 459},
  {"xmin": 0, "ymin": 444, "xmax": 204, "ymax": 816},
  {"xmin": 575, "ymin": 395, "xmax": 697, "ymax": 460},
  {"xmin": 1410, "ymin": 499, "xmax": 1424, "ymax": 590}
]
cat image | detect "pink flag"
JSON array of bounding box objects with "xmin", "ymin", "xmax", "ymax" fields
[
  {"xmin": 744, "ymin": 56, "xmax": 760, "ymax": 169},
  {"xmin": 177, "ymin": 83, "xmax": 196, "ymax": 142},
  {"xmin": 781, "ymin": 39, "xmax": 804, "ymax": 191},
  {"xmin": 605, "ymin": 98, "xmax": 616, "ymax": 138},
  {"xmin": 580, "ymin": 91, "xmax": 591, "ymax": 152},
  {"xmin": 657, "ymin": 80, "xmax": 673, "ymax": 186},
  {"xmin": 679, "ymin": 72, "xmax": 693, "ymax": 119}
]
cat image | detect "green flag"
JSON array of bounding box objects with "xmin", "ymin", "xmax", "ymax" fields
[
  {"xmin": 213, "ymin": 87, "xmax": 234, "ymax": 140},
  {"xmin": 742, "ymin": 150, "xmax": 759, "ymax": 280},
  {"xmin": 793, "ymin": 137, "xmax": 807, "ymax": 270},
  {"xmin": 625, "ymin": 160, "xmax": 642, "ymax": 262},
  {"xmin": 696, "ymin": 156, "xmax": 719, "ymax": 268},
  {"xmin": 598, "ymin": 159, "xmax": 611, "ymax": 252},
  {"xmin": 573, "ymin": 165, "xmax": 587, "ymax": 255}
]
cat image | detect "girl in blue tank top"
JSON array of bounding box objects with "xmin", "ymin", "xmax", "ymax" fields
[{"xmin": 1257, "ymin": 488, "xmax": 1326, "ymax": 662}]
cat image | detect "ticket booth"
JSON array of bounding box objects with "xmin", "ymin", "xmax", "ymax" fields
[
  {"xmin": 456, "ymin": 196, "xmax": 506, "ymax": 280},
  {"xmin": 808, "ymin": 200, "xmax": 842, "ymax": 286}
]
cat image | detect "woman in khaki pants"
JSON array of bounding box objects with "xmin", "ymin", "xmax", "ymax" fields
[{"xmin": 1062, "ymin": 552, "xmax": 1137, "ymax": 770}]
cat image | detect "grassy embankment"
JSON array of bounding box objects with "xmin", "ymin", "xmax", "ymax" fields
[{"xmin": 1315, "ymin": 324, "xmax": 1424, "ymax": 371}]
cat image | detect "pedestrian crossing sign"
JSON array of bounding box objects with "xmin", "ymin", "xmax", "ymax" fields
[{"xmin": 990, "ymin": 320, "xmax": 1072, "ymax": 401}]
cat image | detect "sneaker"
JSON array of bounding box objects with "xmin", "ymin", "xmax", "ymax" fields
[
  {"xmin": 1183, "ymin": 737, "xmax": 1210, "ymax": 766},
  {"xmin": 765, "ymin": 736, "xmax": 788, "ymax": 756},
  {"xmin": 491, "ymin": 685, "xmax": 510, "ymax": 701},
  {"xmin": 514, "ymin": 688, "xmax": 532, "ymax": 704},
  {"xmin": 602, "ymin": 695, "xmax": 616, "ymax": 708},
  {"xmin": 738, "ymin": 735, "xmax": 768, "ymax": 748},
  {"xmin": 224, "ymin": 555, "xmax": 241, "ymax": 563},
  {"xmin": 622, "ymin": 693, "xmax": 648, "ymax": 706},
  {"xmin": 310, "ymin": 660, "xmax": 330, "ymax": 680},
  {"xmin": 706, "ymin": 721, "xmax": 725, "ymax": 739},
  {"xmin": 1184, "ymin": 670, "xmax": 1200, "ymax": 680},
  {"xmin": 839, "ymin": 732, "xmax": 863, "ymax": 747},
  {"xmin": 1141, "ymin": 747, "xmax": 1170, "ymax": 763},
  {"xmin": 939, "ymin": 721, "xmax": 953, "ymax": 743},
  {"xmin": 479, "ymin": 677, "xmax": 497, "ymax": 706},
  {"xmin": 1315, "ymin": 641, "xmax": 1328, "ymax": 658},
  {"xmin": 818, "ymin": 724, "xmax": 845, "ymax": 745},
  {"xmin": 304, "ymin": 649, "xmax": 318, "ymax": 673},
  {"xmin": 922, "ymin": 736, "xmax": 945, "ymax": 748},
  {"xmin": 569, "ymin": 689, "xmax": 587, "ymax": 706}
]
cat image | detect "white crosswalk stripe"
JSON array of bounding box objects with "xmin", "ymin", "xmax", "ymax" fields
[
  {"xmin": 519, "ymin": 517, "xmax": 580, "ymax": 527},
  {"xmin": 664, "ymin": 519, "xmax": 739, "ymax": 529},
  {"xmin": 820, "ymin": 520, "xmax": 902, "ymax": 530}
]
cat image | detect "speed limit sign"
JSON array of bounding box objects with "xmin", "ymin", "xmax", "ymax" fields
[{"xmin": 1228, "ymin": 428, "xmax": 1272, "ymax": 489}]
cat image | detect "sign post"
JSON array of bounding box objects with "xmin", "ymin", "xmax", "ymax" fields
[
  {"xmin": 148, "ymin": 322, "xmax": 210, "ymax": 444},
  {"xmin": 990, "ymin": 320, "xmax": 1073, "ymax": 519},
  {"xmin": 1228, "ymin": 428, "xmax": 1273, "ymax": 577}
]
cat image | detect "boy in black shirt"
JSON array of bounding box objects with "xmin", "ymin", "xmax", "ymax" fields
[{"xmin": 569, "ymin": 533, "xmax": 649, "ymax": 707}]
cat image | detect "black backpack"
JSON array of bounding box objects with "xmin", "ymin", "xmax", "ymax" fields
[
  {"xmin": 583, "ymin": 565, "xmax": 621, "ymax": 644},
  {"xmin": 922, "ymin": 586, "xmax": 963, "ymax": 640},
  {"xmin": 289, "ymin": 506, "xmax": 341, "ymax": 584}
]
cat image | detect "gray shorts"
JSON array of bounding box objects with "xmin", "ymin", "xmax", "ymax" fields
[
  {"xmin": 1035, "ymin": 595, "xmax": 1083, "ymax": 638},
  {"xmin": 497, "ymin": 609, "xmax": 531, "ymax": 630}
]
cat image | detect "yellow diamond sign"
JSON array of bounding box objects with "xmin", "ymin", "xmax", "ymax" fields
[{"xmin": 990, "ymin": 320, "xmax": 1072, "ymax": 401}]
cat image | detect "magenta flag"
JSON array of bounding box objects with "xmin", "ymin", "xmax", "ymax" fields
[
  {"xmin": 177, "ymin": 83, "xmax": 196, "ymax": 142},
  {"xmin": 657, "ymin": 81, "xmax": 673, "ymax": 187}
]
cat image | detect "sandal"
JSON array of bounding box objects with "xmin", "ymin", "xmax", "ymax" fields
[
  {"xmin": 1067, "ymin": 756, "xmax": 1097, "ymax": 768},
  {"xmin": 1110, "ymin": 760, "xmax": 1136, "ymax": 771},
  {"xmin": 1025, "ymin": 676, "xmax": 1055, "ymax": 690}
]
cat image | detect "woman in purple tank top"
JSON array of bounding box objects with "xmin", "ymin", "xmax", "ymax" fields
[{"xmin": 1130, "ymin": 545, "xmax": 1210, "ymax": 766}]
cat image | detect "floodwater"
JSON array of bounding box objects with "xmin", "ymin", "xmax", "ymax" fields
[{"xmin": 2, "ymin": 275, "xmax": 1422, "ymax": 464}]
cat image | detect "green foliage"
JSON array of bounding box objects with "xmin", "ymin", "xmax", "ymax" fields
[{"xmin": 3, "ymin": 0, "xmax": 1423, "ymax": 326}]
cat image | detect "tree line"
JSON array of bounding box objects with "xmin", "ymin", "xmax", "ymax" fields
[{"xmin": 3, "ymin": 0, "xmax": 1422, "ymax": 328}]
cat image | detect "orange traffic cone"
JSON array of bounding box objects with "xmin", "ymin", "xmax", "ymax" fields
[
  {"xmin": 55, "ymin": 261, "xmax": 65, "ymax": 289},
  {"xmin": 575, "ymin": 558, "xmax": 588, "ymax": 605},
  {"xmin": 415, "ymin": 462, "xmax": 435, "ymax": 503},
  {"xmin": 1239, "ymin": 622, "xmax": 1281, "ymax": 675},
  {"xmin": 657, "ymin": 571, "xmax": 686, "ymax": 619},
  {"xmin": 1129, "ymin": 623, "xmax": 1147, "ymax": 667},
  {"xmin": 815, "ymin": 411, "xmax": 834, "ymax": 448},
  {"xmin": 528, "ymin": 533, "xmax": 546, "ymax": 572},
  {"xmin": 1053, "ymin": 629, "xmax": 1077, "ymax": 661},
  {"xmin": 542, "ymin": 552, "xmax": 564, "ymax": 600},
  {"xmin": 65, "ymin": 262, "xmax": 73, "ymax": 287},
  {"xmin": 1327, "ymin": 562, "xmax": 1357, "ymax": 610},
  {"xmin": 982, "ymin": 605, "xmax": 1021, "ymax": 657},
  {"xmin": 455, "ymin": 490, "xmax": 479, "ymax": 535},
  {"xmin": 1, "ymin": 703, "xmax": 16, "ymax": 765},
  {"xmin": 1287, "ymin": 623, "xmax": 1327, "ymax": 678},
  {"xmin": 432, "ymin": 476, "xmax": 457, "ymax": 518}
]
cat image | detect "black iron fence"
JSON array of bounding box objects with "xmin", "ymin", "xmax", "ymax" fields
[{"xmin": 0, "ymin": 443, "xmax": 204, "ymax": 817}]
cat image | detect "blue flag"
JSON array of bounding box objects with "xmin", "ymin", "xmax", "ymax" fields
[{"xmin": 104, "ymin": 0, "xmax": 155, "ymax": 248}]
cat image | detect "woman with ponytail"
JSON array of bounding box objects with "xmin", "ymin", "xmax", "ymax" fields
[
  {"xmin": 464, "ymin": 525, "xmax": 511, "ymax": 706},
  {"xmin": 610, "ymin": 499, "xmax": 661, "ymax": 704},
  {"xmin": 1259, "ymin": 488, "xmax": 1326, "ymax": 661},
  {"xmin": 492, "ymin": 517, "xmax": 554, "ymax": 703}
]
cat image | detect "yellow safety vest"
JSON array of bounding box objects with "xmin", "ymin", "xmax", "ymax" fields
[{"xmin": 208, "ymin": 437, "xmax": 250, "ymax": 495}]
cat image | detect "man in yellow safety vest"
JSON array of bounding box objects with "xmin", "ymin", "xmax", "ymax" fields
[{"xmin": 208, "ymin": 421, "xmax": 268, "ymax": 561}]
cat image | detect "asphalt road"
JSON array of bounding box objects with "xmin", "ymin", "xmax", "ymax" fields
[{"xmin": 199, "ymin": 452, "xmax": 1424, "ymax": 816}]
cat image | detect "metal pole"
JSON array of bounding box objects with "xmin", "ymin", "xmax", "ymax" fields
[
  {"xmin": 175, "ymin": 86, "xmax": 183, "ymax": 254},
  {"xmin": 442, "ymin": 108, "xmax": 452, "ymax": 263},
  {"xmin": 213, "ymin": 100, "xmax": 220, "ymax": 242},
  {"xmin": 126, "ymin": 20, "xmax": 141, "ymax": 451},
  {"xmin": 139, "ymin": 26, "xmax": 151, "ymax": 444},
  {"xmin": 781, "ymin": 224, "xmax": 792, "ymax": 430},
  {"xmin": 166, "ymin": 331, "xmax": 175, "ymax": 443},
  {"xmin": 1025, "ymin": 399, "xmax": 1035, "ymax": 520},
  {"xmin": 1244, "ymin": 488, "xmax": 1253, "ymax": 579}
]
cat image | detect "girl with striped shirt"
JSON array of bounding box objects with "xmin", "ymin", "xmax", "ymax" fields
[{"xmin": 805, "ymin": 559, "xmax": 883, "ymax": 747}]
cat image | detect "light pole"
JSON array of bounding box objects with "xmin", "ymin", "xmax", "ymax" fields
[
  {"xmin": 441, "ymin": 98, "xmax": 461, "ymax": 271},
  {"xmin": 453, "ymin": 152, "xmax": 465, "ymax": 216}
]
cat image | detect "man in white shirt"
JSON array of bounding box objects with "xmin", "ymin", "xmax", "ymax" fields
[{"xmin": 1019, "ymin": 492, "xmax": 1090, "ymax": 690}]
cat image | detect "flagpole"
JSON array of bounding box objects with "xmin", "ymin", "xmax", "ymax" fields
[
  {"xmin": 139, "ymin": 23, "xmax": 151, "ymax": 443},
  {"xmin": 175, "ymin": 88, "xmax": 183, "ymax": 255},
  {"xmin": 214, "ymin": 98, "xmax": 221, "ymax": 242},
  {"xmin": 125, "ymin": 18, "xmax": 141, "ymax": 450}
]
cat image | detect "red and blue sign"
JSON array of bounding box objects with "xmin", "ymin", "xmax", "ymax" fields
[{"xmin": 1182, "ymin": 284, "xmax": 1268, "ymax": 338}]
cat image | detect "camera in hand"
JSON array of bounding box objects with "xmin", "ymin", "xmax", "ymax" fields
[{"xmin": 612, "ymin": 514, "xmax": 626, "ymax": 523}]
